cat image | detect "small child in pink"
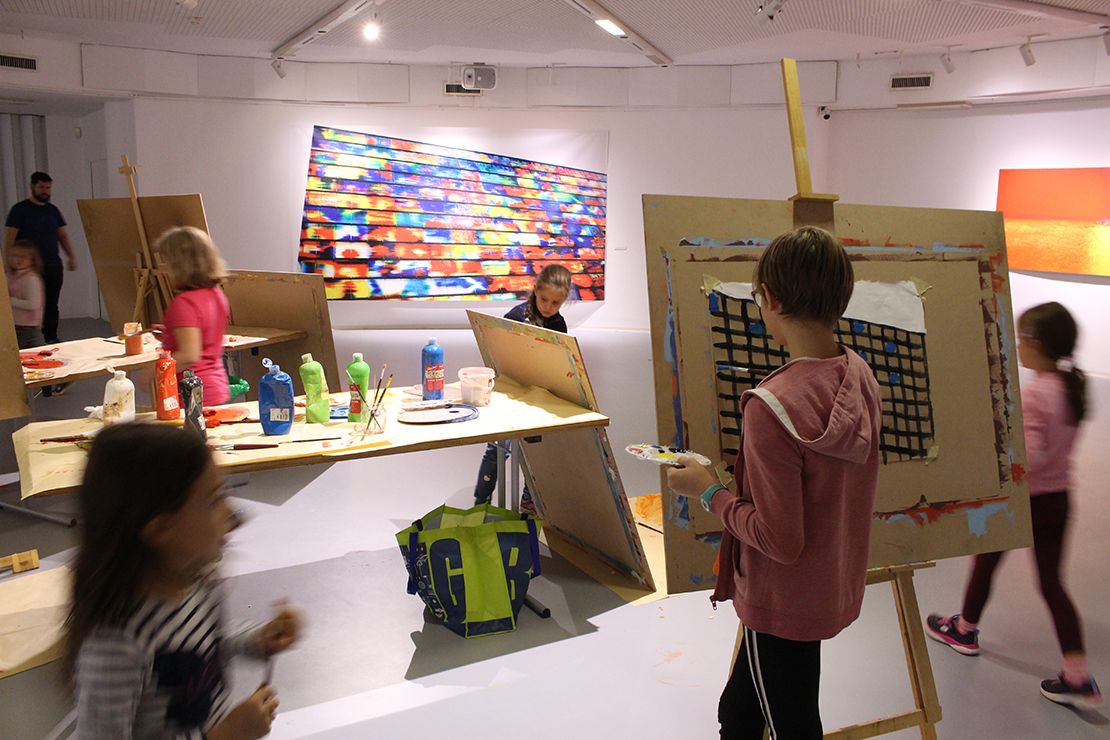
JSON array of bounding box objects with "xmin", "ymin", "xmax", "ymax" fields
[
  {"xmin": 6, "ymin": 239, "xmax": 45, "ymax": 349},
  {"xmin": 154, "ymin": 227, "xmax": 231, "ymax": 406},
  {"xmin": 926, "ymin": 301, "xmax": 1102, "ymax": 710}
]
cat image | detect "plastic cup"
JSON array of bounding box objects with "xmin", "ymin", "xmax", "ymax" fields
[{"xmin": 459, "ymin": 366, "xmax": 496, "ymax": 406}]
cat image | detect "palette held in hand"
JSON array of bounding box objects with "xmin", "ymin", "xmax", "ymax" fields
[{"xmin": 625, "ymin": 444, "xmax": 712, "ymax": 467}]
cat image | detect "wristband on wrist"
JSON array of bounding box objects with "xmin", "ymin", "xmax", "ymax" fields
[{"xmin": 700, "ymin": 483, "xmax": 727, "ymax": 512}]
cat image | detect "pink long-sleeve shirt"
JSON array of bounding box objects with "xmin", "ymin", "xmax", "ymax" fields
[
  {"xmin": 709, "ymin": 348, "xmax": 882, "ymax": 642},
  {"xmin": 1021, "ymin": 371, "xmax": 1081, "ymax": 495}
]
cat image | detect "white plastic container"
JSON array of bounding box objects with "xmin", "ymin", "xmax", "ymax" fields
[
  {"xmin": 103, "ymin": 370, "xmax": 136, "ymax": 425},
  {"xmin": 458, "ymin": 366, "xmax": 496, "ymax": 406}
]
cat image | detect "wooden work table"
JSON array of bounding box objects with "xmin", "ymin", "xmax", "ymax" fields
[
  {"xmin": 12, "ymin": 377, "xmax": 609, "ymax": 500},
  {"xmin": 21, "ymin": 326, "xmax": 307, "ymax": 389}
]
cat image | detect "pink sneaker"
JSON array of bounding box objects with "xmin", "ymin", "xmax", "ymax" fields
[{"xmin": 925, "ymin": 613, "xmax": 980, "ymax": 656}]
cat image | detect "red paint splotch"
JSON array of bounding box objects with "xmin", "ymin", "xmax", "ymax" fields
[
  {"xmin": 875, "ymin": 496, "xmax": 1010, "ymax": 527},
  {"xmin": 1011, "ymin": 464, "xmax": 1027, "ymax": 484}
]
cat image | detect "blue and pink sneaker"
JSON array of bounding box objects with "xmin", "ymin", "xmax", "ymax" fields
[
  {"xmin": 1041, "ymin": 674, "xmax": 1104, "ymax": 710},
  {"xmin": 925, "ymin": 613, "xmax": 980, "ymax": 656}
]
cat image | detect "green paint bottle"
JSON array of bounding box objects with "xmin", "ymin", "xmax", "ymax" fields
[
  {"xmin": 299, "ymin": 352, "xmax": 330, "ymax": 424},
  {"xmin": 346, "ymin": 352, "xmax": 371, "ymax": 423}
]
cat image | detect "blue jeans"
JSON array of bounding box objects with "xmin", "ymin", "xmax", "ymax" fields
[{"xmin": 474, "ymin": 441, "xmax": 532, "ymax": 507}]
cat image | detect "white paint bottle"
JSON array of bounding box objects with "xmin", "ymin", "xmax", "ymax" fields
[{"xmin": 103, "ymin": 370, "xmax": 136, "ymax": 425}]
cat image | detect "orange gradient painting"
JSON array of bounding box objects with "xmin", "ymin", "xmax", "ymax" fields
[{"xmin": 997, "ymin": 168, "xmax": 1110, "ymax": 277}]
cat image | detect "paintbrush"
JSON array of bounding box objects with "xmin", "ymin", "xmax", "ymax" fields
[{"xmin": 282, "ymin": 437, "xmax": 343, "ymax": 444}]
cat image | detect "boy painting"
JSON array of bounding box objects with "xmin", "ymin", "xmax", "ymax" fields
[{"xmin": 668, "ymin": 226, "xmax": 882, "ymax": 739}]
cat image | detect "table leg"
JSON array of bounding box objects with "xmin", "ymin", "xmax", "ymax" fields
[{"xmin": 495, "ymin": 439, "xmax": 507, "ymax": 509}]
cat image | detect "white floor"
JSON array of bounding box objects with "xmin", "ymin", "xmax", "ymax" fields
[{"xmin": 1, "ymin": 320, "xmax": 1107, "ymax": 739}]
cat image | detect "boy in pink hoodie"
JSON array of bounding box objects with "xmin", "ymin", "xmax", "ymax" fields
[{"xmin": 669, "ymin": 226, "xmax": 882, "ymax": 739}]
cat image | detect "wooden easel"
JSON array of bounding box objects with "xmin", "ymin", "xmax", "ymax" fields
[
  {"xmin": 775, "ymin": 59, "xmax": 941, "ymax": 739},
  {"xmin": 117, "ymin": 155, "xmax": 174, "ymax": 327}
]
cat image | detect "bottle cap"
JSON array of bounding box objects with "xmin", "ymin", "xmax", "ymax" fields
[
  {"xmin": 113, "ymin": 370, "xmax": 126, "ymax": 380},
  {"xmin": 262, "ymin": 357, "xmax": 273, "ymax": 370},
  {"xmin": 353, "ymin": 352, "xmax": 363, "ymax": 361},
  {"xmin": 301, "ymin": 353, "xmax": 313, "ymax": 363},
  {"xmin": 427, "ymin": 337, "xmax": 437, "ymax": 345},
  {"xmin": 159, "ymin": 350, "xmax": 171, "ymax": 359}
]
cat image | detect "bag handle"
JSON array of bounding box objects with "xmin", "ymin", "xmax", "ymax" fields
[{"xmin": 405, "ymin": 519, "xmax": 423, "ymax": 595}]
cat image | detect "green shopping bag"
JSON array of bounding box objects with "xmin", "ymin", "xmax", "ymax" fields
[{"xmin": 397, "ymin": 503, "xmax": 543, "ymax": 638}]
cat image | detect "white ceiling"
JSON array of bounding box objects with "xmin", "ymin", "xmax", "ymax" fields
[{"xmin": 1, "ymin": 0, "xmax": 1110, "ymax": 67}]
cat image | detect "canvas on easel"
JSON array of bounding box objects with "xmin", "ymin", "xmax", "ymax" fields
[
  {"xmin": 77, "ymin": 193, "xmax": 207, "ymax": 329},
  {"xmin": 467, "ymin": 310, "xmax": 654, "ymax": 591},
  {"xmin": 0, "ymin": 273, "xmax": 33, "ymax": 420}
]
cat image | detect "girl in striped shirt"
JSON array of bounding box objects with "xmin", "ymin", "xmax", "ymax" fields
[{"xmin": 63, "ymin": 423, "xmax": 301, "ymax": 739}]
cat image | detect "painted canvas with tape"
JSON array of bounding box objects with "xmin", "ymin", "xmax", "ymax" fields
[{"xmin": 299, "ymin": 126, "xmax": 607, "ymax": 300}]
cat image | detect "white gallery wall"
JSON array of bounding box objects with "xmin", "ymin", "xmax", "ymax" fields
[
  {"xmin": 825, "ymin": 98, "xmax": 1110, "ymax": 377},
  {"xmin": 125, "ymin": 97, "xmax": 803, "ymax": 331}
]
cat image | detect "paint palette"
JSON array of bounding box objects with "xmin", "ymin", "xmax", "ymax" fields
[
  {"xmin": 23, "ymin": 369, "xmax": 55, "ymax": 381},
  {"xmin": 397, "ymin": 404, "xmax": 478, "ymax": 425},
  {"xmin": 625, "ymin": 444, "xmax": 711, "ymax": 467}
]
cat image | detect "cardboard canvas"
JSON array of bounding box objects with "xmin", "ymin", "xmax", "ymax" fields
[
  {"xmin": 643, "ymin": 195, "xmax": 1031, "ymax": 594},
  {"xmin": 467, "ymin": 311, "xmax": 654, "ymax": 590}
]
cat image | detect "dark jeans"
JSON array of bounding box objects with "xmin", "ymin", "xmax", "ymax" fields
[
  {"xmin": 719, "ymin": 625, "xmax": 823, "ymax": 739},
  {"xmin": 474, "ymin": 441, "xmax": 532, "ymax": 506},
  {"xmin": 41, "ymin": 259, "xmax": 63, "ymax": 343},
  {"xmin": 961, "ymin": 490, "xmax": 1083, "ymax": 654},
  {"xmin": 16, "ymin": 325, "xmax": 43, "ymax": 349}
]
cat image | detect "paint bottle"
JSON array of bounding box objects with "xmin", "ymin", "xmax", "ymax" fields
[
  {"xmin": 347, "ymin": 352, "xmax": 371, "ymax": 423},
  {"xmin": 180, "ymin": 369, "xmax": 206, "ymax": 439},
  {"xmin": 259, "ymin": 358, "xmax": 294, "ymax": 436},
  {"xmin": 421, "ymin": 337, "xmax": 444, "ymax": 401},
  {"xmin": 154, "ymin": 351, "xmax": 181, "ymax": 421},
  {"xmin": 299, "ymin": 353, "xmax": 330, "ymax": 424},
  {"xmin": 102, "ymin": 370, "xmax": 135, "ymax": 425}
]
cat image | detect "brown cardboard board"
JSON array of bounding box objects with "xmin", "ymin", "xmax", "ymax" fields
[
  {"xmin": 76, "ymin": 194, "xmax": 208, "ymax": 329},
  {"xmin": 222, "ymin": 270, "xmax": 340, "ymax": 394},
  {"xmin": 0, "ymin": 270, "xmax": 32, "ymax": 420},
  {"xmin": 643, "ymin": 195, "xmax": 1031, "ymax": 594},
  {"xmin": 468, "ymin": 311, "xmax": 654, "ymax": 589}
]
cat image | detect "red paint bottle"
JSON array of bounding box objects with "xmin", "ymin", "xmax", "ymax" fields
[{"xmin": 155, "ymin": 350, "xmax": 181, "ymax": 420}]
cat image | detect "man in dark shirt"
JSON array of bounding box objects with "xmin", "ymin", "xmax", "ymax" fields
[{"xmin": 5, "ymin": 171, "xmax": 77, "ymax": 343}]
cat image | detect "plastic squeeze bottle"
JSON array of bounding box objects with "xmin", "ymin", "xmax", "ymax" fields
[
  {"xmin": 347, "ymin": 353, "xmax": 371, "ymax": 423},
  {"xmin": 102, "ymin": 370, "xmax": 136, "ymax": 425},
  {"xmin": 179, "ymin": 370, "xmax": 206, "ymax": 438},
  {"xmin": 299, "ymin": 353, "xmax": 330, "ymax": 424},
  {"xmin": 259, "ymin": 358, "xmax": 294, "ymax": 435},
  {"xmin": 421, "ymin": 337, "xmax": 444, "ymax": 401},
  {"xmin": 154, "ymin": 351, "xmax": 181, "ymax": 421}
]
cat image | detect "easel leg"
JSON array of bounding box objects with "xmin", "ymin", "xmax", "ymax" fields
[
  {"xmin": 509, "ymin": 438, "xmax": 521, "ymax": 512},
  {"xmin": 892, "ymin": 570, "xmax": 942, "ymax": 740},
  {"xmin": 495, "ymin": 439, "xmax": 507, "ymax": 509}
]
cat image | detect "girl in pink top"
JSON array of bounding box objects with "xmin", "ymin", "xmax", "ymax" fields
[
  {"xmin": 155, "ymin": 227, "xmax": 231, "ymax": 406},
  {"xmin": 7, "ymin": 239, "xmax": 44, "ymax": 349},
  {"xmin": 927, "ymin": 302, "xmax": 1101, "ymax": 709}
]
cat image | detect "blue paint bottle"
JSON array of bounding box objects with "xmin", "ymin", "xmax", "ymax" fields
[
  {"xmin": 259, "ymin": 358, "xmax": 294, "ymax": 436},
  {"xmin": 421, "ymin": 337, "xmax": 444, "ymax": 401}
]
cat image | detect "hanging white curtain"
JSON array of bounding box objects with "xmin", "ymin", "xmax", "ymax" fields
[{"xmin": 0, "ymin": 113, "xmax": 48, "ymax": 216}]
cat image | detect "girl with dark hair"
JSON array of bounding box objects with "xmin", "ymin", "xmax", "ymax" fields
[
  {"xmin": 65, "ymin": 423, "xmax": 302, "ymax": 738},
  {"xmin": 927, "ymin": 302, "xmax": 1101, "ymax": 709}
]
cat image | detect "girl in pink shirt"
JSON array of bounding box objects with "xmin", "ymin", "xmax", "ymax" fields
[
  {"xmin": 927, "ymin": 302, "xmax": 1101, "ymax": 709},
  {"xmin": 155, "ymin": 227, "xmax": 231, "ymax": 406},
  {"xmin": 7, "ymin": 239, "xmax": 44, "ymax": 349}
]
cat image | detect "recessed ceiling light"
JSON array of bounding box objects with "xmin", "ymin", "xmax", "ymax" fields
[
  {"xmin": 362, "ymin": 21, "xmax": 381, "ymax": 41},
  {"xmin": 595, "ymin": 19, "xmax": 625, "ymax": 37}
]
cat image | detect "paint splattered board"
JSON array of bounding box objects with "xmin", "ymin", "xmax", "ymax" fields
[
  {"xmin": 643, "ymin": 195, "xmax": 1030, "ymax": 594},
  {"xmin": 467, "ymin": 311, "xmax": 654, "ymax": 592}
]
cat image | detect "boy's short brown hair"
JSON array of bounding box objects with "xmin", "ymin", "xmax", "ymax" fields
[
  {"xmin": 154, "ymin": 226, "xmax": 227, "ymax": 290},
  {"xmin": 753, "ymin": 226, "xmax": 853, "ymax": 326}
]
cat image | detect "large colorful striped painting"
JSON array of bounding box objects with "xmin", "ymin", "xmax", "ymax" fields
[
  {"xmin": 997, "ymin": 167, "xmax": 1110, "ymax": 277},
  {"xmin": 299, "ymin": 126, "xmax": 607, "ymax": 300}
]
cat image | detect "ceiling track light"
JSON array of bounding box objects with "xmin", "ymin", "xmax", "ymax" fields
[
  {"xmin": 941, "ymin": 49, "xmax": 956, "ymax": 73},
  {"xmin": 271, "ymin": 0, "xmax": 376, "ymax": 62},
  {"xmin": 562, "ymin": 0, "xmax": 672, "ymax": 66},
  {"xmin": 941, "ymin": 0, "xmax": 1110, "ymax": 25},
  {"xmin": 1019, "ymin": 37, "xmax": 1036, "ymax": 66},
  {"xmin": 363, "ymin": 9, "xmax": 381, "ymax": 41},
  {"xmin": 756, "ymin": 0, "xmax": 787, "ymax": 22}
]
